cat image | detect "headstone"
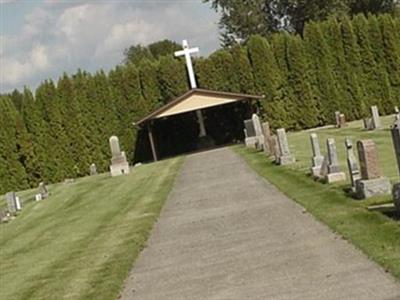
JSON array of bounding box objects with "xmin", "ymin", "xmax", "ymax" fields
[
  {"xmin": 252, "ymin": 114, "xmax": 264, "ymax": 151},
  {"xmin": 5, "ymin": 192, "xmax": 17, "ymax": 214},
  {"xmin": 244, "ymin": 119, "xmax": 256, "ymax": 137},
  {"xmin": 319, "ymin": 155, "xmax": 329, "ymax": 178},
  {"xmin": 266, "ymin": 135, "xmax": 279, "ymax": 162},
  {"xmin": 15, "ymin": 196, "xmax": 21, "ymax": 211},
  {"xmin": 0, "ymin": 210, "xmax": 10, "ymax": 223},
  {"xmin": 335, "ymin": 111, "xmax": 341, "ymax": 127},
  {"xmin": 325, "ymin": 138, "xmax": 346, "ymax": 183},
  {"xmin": 393, "ymin": 183, "xmax": 400, "ymax": 212},
  {"xmin": 244, "ymin": 119, "xmax": 257, "ymax": 149},
  {"xmin": 363, "ymin": 118, "xmax": 373, "ymax": 131},
  {"xmin": 391, "ymin": 121, "xmax": 400, "ymax": 175},
  {"xmin": 371, "ymin": 105, "xmax": 381, "ymax": 129},
  {"xmin": 262, "ymin": 122, "xmax": 271, "ymax": 138},
  {"xmin": 391, "ymin": 122, "xmax": 400, "ymax": 212},
  {"xmin": 261, "ymin": 122, "xmax": 271, "ymax": 155},
  {"xmin": 271, "ymin": 135, "xmax": 281, "ymax": 163},
  {"xmin": 109, "ymin": 136, "xmax": 130, "ymax": 177},
  {"xmin": 345, "ymin": 138, "xmax": 360, "ymax": 189},
  {"xmin": 63, "ymin": 178, "xmax": 75, "ymax": 184},
  {"xmin": 38, "ymin": 182, "xmax": 49, "ymax": 199},
  {"xmin": 394, "ymin": 106, "xmax": 400, "ymax": 122},
  {"xmin": 35, "ymin": 194, "xmax": 42, "ymax": 202},
  {"xmin": 276, "ymin": 128, "xmax": 295, "ymax": 165},
  {"xmin": 90, "ymin": 163, "xmax": 97, "ymax": 176},
  {"xmin": 310, "ymin": 133, "xmax": 324, "ymax": 177},
  {"xmin": 355, "ymin": 140, "xmax": 391, "ymax": 199},
  {"xmin": 338, "ymin": 114, "xmax": 347, "ymax": 128}
]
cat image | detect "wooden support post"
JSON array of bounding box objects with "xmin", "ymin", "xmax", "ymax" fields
[{"xmin": 147, "ymin": 123, "xmax": 158, "ymax": 162}]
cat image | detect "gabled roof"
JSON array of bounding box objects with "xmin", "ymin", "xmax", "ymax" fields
[{"xmin": 135, "ymin": 88, "xmax": 264, "ymax": 126}]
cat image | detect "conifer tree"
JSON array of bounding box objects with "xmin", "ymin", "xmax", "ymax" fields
[
  {"xmin": 229, "ymin": 45, "xmax": 255, "ymax": 94},
  {"xmin": 353, "ymin": 14, "xmax": 392, "ymax": 113},
  {"xmin": 138, "ymin": 59, "xmax": 162, "ymax": 112},
  {"xmin": 195, "ymin": 57, "xmax": 216, "ymax": 90},
  {"xmin": 285, "ymin": 34, "xmax": 319, "ymax": 129},
  {"xmin": 341, "ymin": 15, "xmax": 368, "ymax": 119},
  {"xmin": 20, "ymin": 87, "xmax": 48, "ymax": 181},
  {"xmin": 92, "ymin": 70, "xmax": 119, "ymax": 170},
  {"xmin": 10, "ymin": 89, "xmax": 24, "ymax": 112},
  {"xmin": 380, "ymin": 14, "xmax": 400, "ymax": 104},
  {"xmin": 247, "ymin": 35, "xmax": 289, "ymax": 129},
  {"xmin": 0, "ymin": 96, "xmax": 29, "ymax": 193},
  {"xmin": 60, "ymin": 73, "xmax": 91, "ymax": 177},
  {"xmin": 157, "ymin": 56, "xmax": 189, "ymax": 103},
  {"xmin": 303, "ymin": 21, "xmax": 341, "ymax": 123},
  {"xmin": 270, "ymin": 33, "xmax": 297, "ymax": 129}
]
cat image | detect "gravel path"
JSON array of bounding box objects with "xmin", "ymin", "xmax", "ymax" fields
[{"xmin": 120, "ymin": 147, "xmax": 400, "ymax": 300}]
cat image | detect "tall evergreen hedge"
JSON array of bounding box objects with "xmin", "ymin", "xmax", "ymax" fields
[{"xmin": 1, "ymin": 14, "xmax": 399, "ymax": 194}]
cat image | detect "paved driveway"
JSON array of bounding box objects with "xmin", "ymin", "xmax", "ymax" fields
[{"xmin": 120, "ymin": 148, "xmax": 400, "ymax": 300}]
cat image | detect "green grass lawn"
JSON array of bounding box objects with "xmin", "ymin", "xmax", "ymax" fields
[
  {"xmin": 234, "ymin": 115, "xmax": 400, "ymax": 280},
  {"xmin": 0, "ymin": 157, "xmax": 183, "ymax": 300}
]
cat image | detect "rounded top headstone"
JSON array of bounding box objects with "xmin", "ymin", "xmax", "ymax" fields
[{"xmin": 109, "ymin": 136, "xmax": 121, "ymax": 156}]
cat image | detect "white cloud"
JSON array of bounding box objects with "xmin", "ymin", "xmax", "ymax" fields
[{"xmin": 1, "ymin": 1, "xmax": 220, "ymax": 93}]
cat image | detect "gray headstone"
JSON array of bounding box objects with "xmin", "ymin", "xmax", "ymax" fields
[
  {"xmin": 252, "ymin": 114, "xmax": 265, "ymax": 151},
  {"xmin": 391, "ymin": 122, "xmax": 400, "ymax": 176},
  {"xmin": 276, "ymin": 128, "xmax": 295, "ymax": 165},
  {"xmin": 335, "ymin": 111, "xmax": 341, "ymax": 127},
  {"xmin": 393, "ymin": 183, "xmax": 400, "ymax": 212},
  {"xmin": 262, "ymin": 122, "xmax": 271, "ymax": 138},
  {"xmin": 310, "ymin": 133, "xmax": 323, "ymax": 166},
  {"xmin": 325, "ymin": 138, "xmax": 346, "ymax": 183},
  {"xmin": 277, "ymin": 128, "xmax": 290, "ymax": 156},
  {"xmin": 345, "ymin": 138, "xmax": 360, "ymax": 188},
  {"xmin": 5, "ymin": 192, "xmax": 17, "ymax": 214},
  {"xmin": 371, "ymin": 105, "xmax": 381, "ymax": 129},
  {"xmin": 363, "ymin": 118, "xmax": 373, "ymax": 130},
  {"xmin": 38, "ymin": 182, "xmax": 49, "ymax": 199},
  {"xmin": 310, "ymin": 133, "xmax": 324, "ymax": 177},
  {"xmin": 90, "ymin": 163, "xmax": 97, "ymax": 176},
  {"xmin": 319, "ymin": 155, "xmax": 329, "ymax": 178},
  {"xmin": 244, "ymin": 119, "xmax": 256, "ymax": 137},
  {"xmin": 338, "ymin": 114, "xmax": 346, "ymax": 128},
  {"xmin": 252, "ymin": 114, "xmax": 263, "ymax": 138},
  {"xmin": 327, "ymin": 138, "xmax": 340, "ymax": 174}
]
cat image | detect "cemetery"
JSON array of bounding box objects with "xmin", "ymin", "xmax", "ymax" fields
[{"xmin": 2, "ymin": 3, "xmax": 400, "ymax": 299}]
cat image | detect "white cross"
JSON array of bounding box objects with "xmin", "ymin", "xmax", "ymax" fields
[{"xmin": 174, "ymin": 39, "xmax": 199, "ymax": 89}]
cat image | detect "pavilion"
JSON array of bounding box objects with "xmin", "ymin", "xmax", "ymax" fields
[{"xmin": 134, "ymin": 40, "xmax": 264, "ymax": 162}]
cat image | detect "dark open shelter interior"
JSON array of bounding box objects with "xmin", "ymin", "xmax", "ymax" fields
[{"xmin": 134, "ymin": 100, "xmax": 256, "ymax": 162}]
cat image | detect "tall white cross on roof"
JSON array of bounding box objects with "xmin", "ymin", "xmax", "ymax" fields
[{"xmin": 174, "ymin": 39, "xmax": 199, "ymax": 89}]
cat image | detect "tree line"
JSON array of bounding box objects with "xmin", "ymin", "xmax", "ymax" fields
[
  {"xmin": 1, "ymin": 14, "xmax": 399, "ymax": 194},
  {"xmin": 204, "ymin": 0, "xmax": 399, "ymax": 45}
]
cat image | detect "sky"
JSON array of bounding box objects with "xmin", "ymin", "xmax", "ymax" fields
[{"xmin": 0, "ymin": 0, "xmax": 221, "ymax": 93}]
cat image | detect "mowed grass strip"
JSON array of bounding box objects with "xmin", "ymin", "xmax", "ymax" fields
[
  {"xmin": 234, "ymin": 115, "xmax": 400, "ymax": 280},
  {"xmin": 0, "ymin": 157, "xmax": 183, "ymax": 300}
]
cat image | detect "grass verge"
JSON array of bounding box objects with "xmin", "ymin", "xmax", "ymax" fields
[
  {"xmin": 234, "ymin": 138, "xmax": 400, "ymax": 281},
  {"xmin": 0, "ymin": 157, "xmax": 183, "ymax": 300}
]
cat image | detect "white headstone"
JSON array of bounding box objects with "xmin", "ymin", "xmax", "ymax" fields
[
  {"xmin": 15, "ymin": 196, "xmax": 21, "ymax": 211},
  {"xmin": 109, "ymin": 136, "xmax": 130, "ymax": 177}
]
